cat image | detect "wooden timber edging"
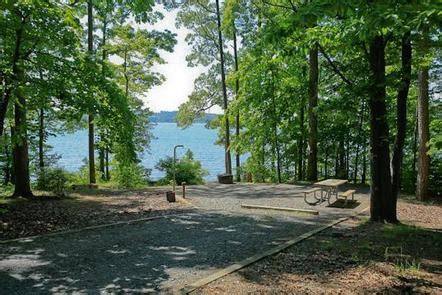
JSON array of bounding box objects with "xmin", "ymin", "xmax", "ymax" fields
[
  {"xmin": 179, "ymin": 206, "xmax": 370, "ymax": 294},
  {"xmin": 241, "ymin": 204, "xmax": 319, "ymax": 215}
]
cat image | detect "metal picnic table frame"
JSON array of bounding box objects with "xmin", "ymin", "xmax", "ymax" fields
[{"xmin": 306, "ymin": 179, "xmax": 348, "ymax": 205}]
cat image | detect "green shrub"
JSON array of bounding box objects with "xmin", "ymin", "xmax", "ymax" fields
[
  {"xmin": 113, "ymin": 162, "xmax": 149, "ymax": 188},
  {"xmin": 36, "ymin": 167, "xmax": 69, "ymax": 197},
  {"xmin": 156, "ymin": 149, "xmax": 207, "ymax": 185},
  {"xmin": 69, "ymin": 158, "xmax": 90, "ymax": 185}
]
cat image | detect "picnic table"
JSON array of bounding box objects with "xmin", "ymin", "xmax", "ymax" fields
[
  {"xmin": 303, "ymin": 178, "xmax": 348, "ymax": 205},
  {"xmin": 314, "ymin": 179, "xmax": 348, "ymax": 203}
]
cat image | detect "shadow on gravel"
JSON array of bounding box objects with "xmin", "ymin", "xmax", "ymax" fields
[
  {"xmin": 0, "ymin": 209, "xmax": 328, "ymax": 293},
  {"xmin": 189, "ymin": 183, "xmax": 371, "ymax": 200}
]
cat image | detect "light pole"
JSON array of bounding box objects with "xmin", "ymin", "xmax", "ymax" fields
[{"xmin": 173, "ymin": 145, "xmax": 184, "ymax": 192}]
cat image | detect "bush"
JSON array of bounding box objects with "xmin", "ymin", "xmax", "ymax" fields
[
  {"xmin": 36, "ymin": 167, "xmax": 69, "ymax": 197},
  {"xmin": 113, "ymin": 162, "xmax": 150, "ymax": 188},
  {"xmin": 69, "ymin": 158, "xmax": 91, "ymax": 185},
  {"xmin": 156, "ymin": 149, "xmax": 207, "ymax": 185}
]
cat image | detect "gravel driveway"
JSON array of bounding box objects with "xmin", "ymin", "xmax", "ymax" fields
[{"xmin": 0, "ymin": 183, "xmax": 369, "ymax": 293}]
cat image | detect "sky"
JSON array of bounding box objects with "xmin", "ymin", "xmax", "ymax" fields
[{"xmin": 136, "ymin": 8, "xmax": 222, "ymax": 114}]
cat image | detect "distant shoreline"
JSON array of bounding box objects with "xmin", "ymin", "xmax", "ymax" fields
[{"xmin": 150, "ymin": 111, "xmax": 218, "ymax": 123}]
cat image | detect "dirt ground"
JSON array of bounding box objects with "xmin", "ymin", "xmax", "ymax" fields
[
  {"xmin": 0, "ymin": 187, "xmax": 190, "ymax": 240},
  {"xmin": 195, "ymin": 200, "xmax": 442, "ymax": 294}
]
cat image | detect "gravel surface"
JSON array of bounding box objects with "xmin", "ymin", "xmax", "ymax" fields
[
  {"xmin": 0, "ymin": 183, "xmax": 370, "ymax": 293},
  {"xmin": 188, "ymin": 183, "xmax": 369, "ymax": 218},
  {"xmin": 196, "ymin": 199, "xmax": 442, "ymax": 294}
]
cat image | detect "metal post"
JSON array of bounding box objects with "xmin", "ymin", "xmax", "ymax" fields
[{"xmin": 173, "ymin": 145, "xmax": 184, "ymax": 192}]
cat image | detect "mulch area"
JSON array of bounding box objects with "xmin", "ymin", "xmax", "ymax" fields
[
  {"xmin": 195, "ymin": 200, "xmax": 442, "ymax": 294},
  {"xmin": 0, "ymin": 187, "xmax": 191, "ymax": 241}
]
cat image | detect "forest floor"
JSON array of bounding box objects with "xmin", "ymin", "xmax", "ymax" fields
[
  {"xmin": 0, "ymin": 186, "xmax": 190, "ymax": 240},
  {"xmin": 195, "ymin": 199, "xmax": 442, "ymax": 294}
]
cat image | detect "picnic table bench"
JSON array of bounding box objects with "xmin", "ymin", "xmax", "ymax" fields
[{"xmin": 303, "ymin": 179, "xmax": 350, "ymax": 205}]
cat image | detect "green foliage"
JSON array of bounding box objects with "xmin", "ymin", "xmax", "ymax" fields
[
  {"xmin": 112, "ymin": 161, "xmax": 150, "ymax": 188},
  {"xmin": 428, "ymin": 118, "xmax": 442, "ymax": 157},
  {"xmin": 69, "ymin": 159, "xmax": 92, "ymax": 185},
  {"xmin": 156, "ymin": 150, "xmax": 208, "ymax": 185},
  {"xmin": 36, "ymin": 168, "xmax": 69, "ymax": 197}
]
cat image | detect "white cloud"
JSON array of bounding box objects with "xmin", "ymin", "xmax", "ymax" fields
[{"xmin": 136, "ymin": 8, "xmax": 222, "ymax": 114}]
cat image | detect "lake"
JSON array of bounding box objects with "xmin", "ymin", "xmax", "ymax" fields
[{"xmin": 48, "ymin": 123, "xmax": 228, "ymax": 181}]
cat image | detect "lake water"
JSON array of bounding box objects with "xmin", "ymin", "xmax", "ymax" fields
[{"xmin": 48, "ymin": 123, "xmax": 228, "ymax": 181}]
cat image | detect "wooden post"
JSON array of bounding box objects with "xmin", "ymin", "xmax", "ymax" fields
[{"xmin": 182, "ymin": 182, "xmax": 186, "ymax": 199}]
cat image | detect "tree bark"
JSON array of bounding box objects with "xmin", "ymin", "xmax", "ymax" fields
[
  {"xmin": 361, "ymin": 142, "xmax": 367, "ymax": 184},
  {"xmin": 99, "ymin": 18, "xmax": 108, "ymax": 181},
  {"xmin": 367, "ymin": 35, "xmax": 392, "ymax": 222},
  {"xmin": 105, "ymin": 146, "xmax": 110, "ymax": 180},
  {"xmin": 88, "ymin": 0, "xmax": 96, "ymax": 184},
  {"xmin": 412, "ymin": 109, "xmax": 418, "ymax": 186},
  {"xmin": 336, "ymin": 139, "xmax": 346, "ymax": 178},
  {"xmin": 297, "ymin": 98, "xmax": 305, "ymax": 180},
  {"xmin": 390, "ymin": 32, "xmax": 412, "ymax": 222},
  {"xmin": 99, "ymin": 144, "xmax": 105, "ymax": 180},
  {"xmin": 38, "ymin": 108, "xmax": 44, "ymax": 169},
  {"xmin": 1, "ymin": 19, "xmax": 25, "ymax": 137},
  {"xmin": 215, "ymin": 0, "xmax": 232, "ymax": 175},
  {"xmin": 12, "ymin": 91, "xmax": 33, "ymax": 198},
  {"xmin": 307, "ymin": 44, "xmax": 318, "ymax": 181},
  {"xmin": 271, "ymin": 83, "xmax": 281, "ymax": 183},
  {"xmin": 353, "ymin": 100, "xmax": 366, "ymax": 183},
  {"xmin": 2, "ymin": 131, "xmax": 11, "ymax": 185},
  {"xmin": 345, "ymin": 137, "xmax": 350, "ymax": 179},
  {"xmin": 233, "ymin": 25, "xmax": 240, "ymax": 182},
  {"xmin": 324, "ymin": 145, "xmax": 329, "ymax": 178},
  {"xmin": 416, "ymin": 65, "xmax": 430, "ymax": 201}
]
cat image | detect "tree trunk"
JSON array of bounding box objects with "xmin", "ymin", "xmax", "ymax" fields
[
  {"xmin": 99, "ymin": 16, "xmax": 108, "ymax": 182},
  {"xmin": 38, "ymin": 108, "xmax": 44, "ymax": 169},
  {"xmin": 336, "ymin": 139, "xmax": 346, "ymax": 178},
  {"xmin": 353, "ymin": 100, "xmax": 366, "ymax": 183},
  {"xmin": 416, "ymin": 65, "xmax": 430, "ymax": 201},
  {"xmin": 297, "ymin": 98, "xmax": 305, "ymax": 181},
  {"xmin": 12, "ymin": 91, "xmax": 33, "ymax": 198},
  {"xmin": 361, "ymin": 142, "xmax": 367, "ymax": 184},
  {"xmin": 105, "ymin": 147, "xmax": 110, "ymax": 180},
  {"xmin": 0, "ymin": 86, "xmax": 11, "ymax": 138},
  {"xmin": 2, "ymin": 131, "xmax": 11, "ymax": 185},
  {"xmin": 345, "ymin": 137, "xmax": 350, "ymax": 179},
  {"xmin": 368, "ymin": 36, "xmax": 392, "ymax": 222},
  {"xmin": 1, "ymin": 21, "xmax": 24, "ymax": 137},
  {"xmin": 307, "ymin": 44, "xmax": 318, "ymax": 181},
  {"xmin": 88, "ymin": 0, "xmax": 96, "ymax": 184},
  {"xmin": 412, "ymin": 109, "xmax": 418, "ymax": 186},
  {"xmin": 271, "ymin": 87, "xmax": 281, "ymax": 183},
  {"xmin": 324, "ymin": 145, "xmax": 329, "ymax": 178},
  {"xmin": 215, "ymin": 0, "xmax": 232, "ymax": 175},
  {"xmin": 390, "ymin": 32, "xmax": 412, "ymax": 222},
  {"xmin": 99, "ymin": 144, "xmax": 105, "ymax": 181},
  {"xmin": 233, "ymin": 25, "xmax": 240, "ymax": 182}
]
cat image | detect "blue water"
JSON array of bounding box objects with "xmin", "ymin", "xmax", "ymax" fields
[{"xmin": 48, "ymin": 123, "xmax": 227, "ymax": 181}]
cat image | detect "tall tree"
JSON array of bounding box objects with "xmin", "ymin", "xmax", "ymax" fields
[
  {"xmin": 87, "ymin": 0, "xmax": 96, "ymax": 185},
  {"xmin": 391, "ymin": 32, "xmax": 412, "ymax": 218},
  {"xmin": 215, "ymin": 0, "xmax": 232, "ymax": 175},
  {"xmin": 416, "ymin": 31, "xmax": 431, "ymax": 201},
  {"xmin": 307, "ymin": 43, "xmax": 318, "ymax": 181}
]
